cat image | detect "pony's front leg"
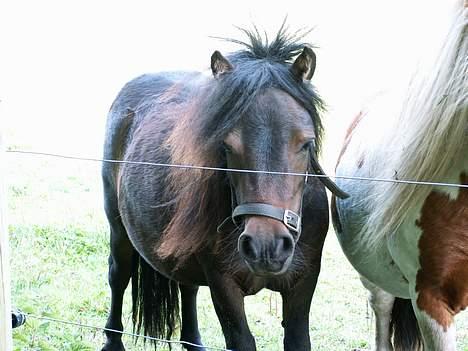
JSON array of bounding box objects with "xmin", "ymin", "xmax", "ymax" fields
[
  {"xmin": 207, "ymin": 274, "xmax": 256, "ymax": 351},
  {"xmin": 361, "ymin": 276, "xmax": 395, "ymax": 351},
  {"xmin": 280, "ymin": 276, "xmax": 317, "ymax": 351}
]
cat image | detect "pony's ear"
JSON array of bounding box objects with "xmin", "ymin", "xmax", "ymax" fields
[
  {"xmin": 211, "ymin": 51, "xmax": 233, "ymax": 77},
  {"xmin": 291, "ymin": 46, "xmax": 316, "ymax": 81}
]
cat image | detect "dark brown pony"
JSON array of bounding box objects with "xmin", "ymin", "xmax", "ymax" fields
[{"xmin": 101, "ymin": 26, "xmax": 347, "ymax": 351}]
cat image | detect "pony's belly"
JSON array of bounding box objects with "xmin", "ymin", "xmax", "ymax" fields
[
  {"xmin": 334, "ymin": 195, "xmax": 410, "ymax": 297},
  {"xmin": 336, "ymin": 232, "xmax": 410, "ymax": 298},
  {"xmin": 386, "ymin": 214, "xmax": 424, "ymax": 286},
  {"xmin": 141, "ymin": 249, "xmax": 208, "ymax": 286},
  {"xmin": 121, "ymin": 224, "xmax": 209, "ymax": 286},
  {"xmin": 333, "ymin": 157, "xmax": 411, "ymax": 297}
]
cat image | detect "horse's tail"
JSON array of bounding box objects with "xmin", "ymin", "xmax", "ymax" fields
[
  {"xmin": 131, "ymin": 253, "xmax": 180, "ymax": 348},
  {"xmin": 390, "ymin": 297, "xmax": 423, "ymax": 351}
]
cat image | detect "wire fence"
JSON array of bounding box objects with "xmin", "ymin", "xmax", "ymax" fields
[
  {"xmin": 24, "ymin": 313, "xmax": 230, "ymax": 351},
  {"xmin": 6, "ymin": 147, "xmax": 467, "ymax": 349},
  {"xmin": 6, "ymin": 148, "xmax": 236, "ymax": 350},
  {"xmin": 6, "ymin": 149, "xmax": 468, "ymax": 189}
]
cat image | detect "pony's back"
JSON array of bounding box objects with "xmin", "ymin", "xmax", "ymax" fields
[{"xmin": 102, "ymin": 71, "xmax": 204, "ymax": 192}]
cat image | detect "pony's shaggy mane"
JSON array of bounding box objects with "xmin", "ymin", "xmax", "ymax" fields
[
  {"xmin": 359, "ymin": 2, "xmax": 467, "ymax": 249},
  {"xmin": 157, "ymin": 25, "xmax": 325, "ymax": 260}
]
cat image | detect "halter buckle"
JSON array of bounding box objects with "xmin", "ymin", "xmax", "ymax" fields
[{"xmin": 283, "ymin": 210, "xmax": 301, "ymax": 233}]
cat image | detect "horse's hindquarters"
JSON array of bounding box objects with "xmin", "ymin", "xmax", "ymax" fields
[{"xmin": 331, "ymin": 119, "xmax": 412, "ymax": 298}]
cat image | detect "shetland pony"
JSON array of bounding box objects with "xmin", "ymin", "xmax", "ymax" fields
[
  {"xmin": 333, "ymin": 2, "xmax": 467, "ymax": 350},
  {"xmin": 102, "ymin": 27, "xmax": 347, "ymax": 351}
]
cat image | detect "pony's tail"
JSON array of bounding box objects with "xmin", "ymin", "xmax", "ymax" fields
[
  {"xmin": 390, "ymin": 297, "xmax": 423, "ymax": 351},
  {"xmin": 131, "ymin": 253, "xmax": 180, "ymax": 349}
]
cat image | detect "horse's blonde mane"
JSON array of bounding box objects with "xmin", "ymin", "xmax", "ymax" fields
[{"xmin": 360, "ymin": 1, "xmax": 468, "ymax": 249}]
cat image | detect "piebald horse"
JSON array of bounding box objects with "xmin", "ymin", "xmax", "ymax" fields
[{"xmin": 332, "ymin": 1, "xmax": 467, "ymax": 350}]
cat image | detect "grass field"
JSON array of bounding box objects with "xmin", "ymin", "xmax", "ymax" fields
[{"xmin": 7, "ymin": 154, "xmax": 468, "ymax": 351}]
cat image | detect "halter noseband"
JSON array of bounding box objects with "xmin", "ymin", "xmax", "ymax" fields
[
  {"xmin": 232, "ymin": 203, "xmax": 302, "ymax": 236},
  {"xmin": 217, "ymin": 172, "xmax": 308, "ymax": 241}
]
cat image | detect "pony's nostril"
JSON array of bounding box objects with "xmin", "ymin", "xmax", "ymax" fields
[
  {"xmin": 275, "ymin": 235, "xmax": 294, "ymax": 257},
  {"xmin": 282, "ymin": 236, "xmax": 293, "ymax": 253},
  {"xmin": 239, "ymin": 235, "xmax": 257, "ymax": 260}
]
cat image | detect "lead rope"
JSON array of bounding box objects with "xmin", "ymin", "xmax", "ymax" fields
[
  {"xmin": 216, "ymin": 179, "xmax": 239, "ymax": 233},
  {"xmin": 292, "ymin": 140, "xmax": 314, "ymax": 240},
  {"xmin": 292, "ymin": 169, "xmax": 308, "ymax": 241}
]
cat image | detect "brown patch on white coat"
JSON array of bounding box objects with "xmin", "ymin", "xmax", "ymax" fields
[
  {"xmin": 336, "ymin": 111, "xmax": 364, "ymax": 169},
  {"xmin": 415, "ymin": 172, "xmax": 468, "ymax": 330}
]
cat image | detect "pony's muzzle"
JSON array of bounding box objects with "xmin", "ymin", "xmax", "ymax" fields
[{"xmin": 238, "ymin": 230, "xmax": 295, "ymax": 276}]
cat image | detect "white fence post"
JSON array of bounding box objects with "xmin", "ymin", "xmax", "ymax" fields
[{"xmin": 0, "ymin": 131, "xmax": 13, "ymax": 350}]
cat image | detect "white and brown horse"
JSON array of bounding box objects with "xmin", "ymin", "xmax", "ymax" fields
[{"xmin": 332, "ymin": 1, "xmax": 467, "ymax": 350}]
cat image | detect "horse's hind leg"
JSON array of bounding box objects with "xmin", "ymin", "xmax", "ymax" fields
[
  {"xmin": 180, "ymin": 284, "xmax": 206, "ymax": 350},
  {"xmin": 361, "ymin": 276, "xmax": 395, "ymax": 351},
  {"xmin": 102, "ymin": 192, "xmax": 134, "ymax": 351},
  {"xmin": 411, "ymin": 290, "xmax": 457, "ymax": 351}
]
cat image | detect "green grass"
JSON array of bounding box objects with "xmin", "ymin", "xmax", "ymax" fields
[{"xmin": 7, "ymin": 156, "xmax": 468, "ymax": 350}]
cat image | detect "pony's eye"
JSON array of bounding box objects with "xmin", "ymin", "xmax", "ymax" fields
[
  {"xmin": 222, "ymin": 142, "xmax": 233, "ymax": 154},
  {"xmin": 300, "ymin": 141, "xmax": 312, "ymax": 153}
]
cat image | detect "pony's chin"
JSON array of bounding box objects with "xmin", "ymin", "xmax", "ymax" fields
[{"xmin": 243, "ymin": 258, "xmax": 292, "ymax": 277}]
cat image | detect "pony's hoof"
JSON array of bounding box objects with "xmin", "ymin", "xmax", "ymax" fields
[
  {"xmin": 101, "ymin": 340, "xmax": 125, "ymax": 351},
  {"xmin": 181, "ymin": 338, "xmax": 206, "ymax": 351},
  {"xmin": 184, "ymin": 346, "xmax": 207, "ymax": 351}
]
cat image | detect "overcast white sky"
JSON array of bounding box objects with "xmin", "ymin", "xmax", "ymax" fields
[{"xmin": 1, "ymin": 0, "xmax": 450, "ymax": 160}]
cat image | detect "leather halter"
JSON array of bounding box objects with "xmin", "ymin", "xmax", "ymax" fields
[
  {"xmin": 216, "ymin": 138, "xmax": 349, "ymax": 238},
  {"xmin": 217, "ymin": 170, "xmax": 308, "ymax": 241},
  {"xmin": 232, "ymin": 203, "xmax": 302, "ymax": 238}
]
